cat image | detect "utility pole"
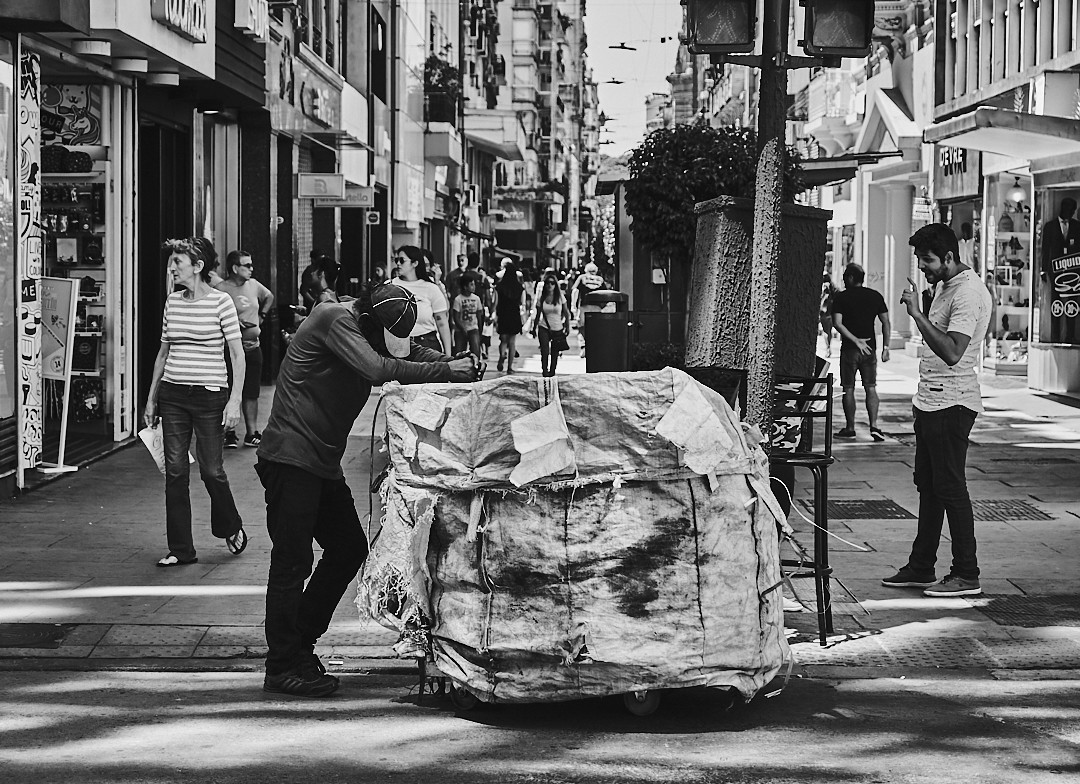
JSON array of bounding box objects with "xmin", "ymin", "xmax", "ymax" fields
[{"xmin": 745, "ymin": 0, "xmax": 789, "ymax": 435}]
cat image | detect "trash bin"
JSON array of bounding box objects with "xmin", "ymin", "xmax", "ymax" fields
[{"xmin": 582, "ymin": 290, "xmax": 630, "ymax": 372}]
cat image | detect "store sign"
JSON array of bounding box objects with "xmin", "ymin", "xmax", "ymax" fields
[
  {"xmin": 314, "ymin": 185, "xmax": 375, "ymax": 209},
  {"xmin": 934, "ymin": 146, "xmax": 981, "ymax": 202},
  {"xmin": 151, "ymin": 0, "xmax": 208, "ymax": 43},
  {"xmin": 234, "ymin": 0, "xmax": 269, "ymax": 42},
  {"xmin": 301, "ymin": 83, "xmax": 335, "ymax": 126},
  {"xmin": 297, "ymin": 173, "xmax": 345, "ymax": 199}
]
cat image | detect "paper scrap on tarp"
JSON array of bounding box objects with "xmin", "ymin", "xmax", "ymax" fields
[
  {"xmin": 655, "ymin": 382, "xmax": 734, "ymax": 474},
  {"xmin": 509, "ymin": 401, "xmax": 577, "ymax": 486},
  {"xmin": 401, "ymin": 427, "xmax": 418, "ymax": 460},
  {"xmin": 404, "ymin": 391, "xmax": 450, "ymax": 431}
]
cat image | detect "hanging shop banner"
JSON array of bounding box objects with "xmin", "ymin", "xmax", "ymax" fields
[
  {"xmin": 39, "ymin": 278, "xmax": 79, "ymax": 381},
  {"xmin": 17, "ymin": 51, "xmax": 43, "ymax": 478},
  {"xmin": 1048, "ymin": 251, "xmax": 1080, "ymax": 343},
  {"xmin": 933, "ymin": 146, "xmax": 981, "ymax": 202}
]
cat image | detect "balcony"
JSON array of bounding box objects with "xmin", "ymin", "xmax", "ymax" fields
[
  {"xmin": 425, "ymin": 122, "xmax": 463, "ymax": 167},
  {"xmin": 425, "ymin": 92, "xmax": 458, "ymax": 126}
]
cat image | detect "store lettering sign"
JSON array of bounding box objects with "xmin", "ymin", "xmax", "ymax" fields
[
  {"xmin": 934, "ymin": 145, "xmax": 981, "ymax": 202},
  {"xmin": 234, "ymin": 0, "xmax": 269, "ymax": 42},
  {"xmin": 301, "ymin": 83, "xmax": 336, "ymax": 127},
  {"xmin": 151, "ymin": 0, "xmax": 208, "ymax": 43}
]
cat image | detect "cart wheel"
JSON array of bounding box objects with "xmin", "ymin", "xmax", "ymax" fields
[
  {"xmin": 449, "ymin": 685, "xmax": 480, "ymax": 712},
  {"xmin": 622, "ymin": 689, "xmax": 662, "ymax": 717}
]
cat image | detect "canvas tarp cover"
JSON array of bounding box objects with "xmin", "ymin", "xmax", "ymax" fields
[{"xmin": 358, "ymin": 369, "xmax": 790, "ymax": 703}]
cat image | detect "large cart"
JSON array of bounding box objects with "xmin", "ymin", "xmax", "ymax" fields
[{"xmin": 357, "ymin": 369, "xmax": 790, "ymax": 715}]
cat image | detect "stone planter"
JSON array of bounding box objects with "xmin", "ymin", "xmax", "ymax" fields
[{"xmin": 686, "ymin": 195, "xmax": 830, "ymax": 378}]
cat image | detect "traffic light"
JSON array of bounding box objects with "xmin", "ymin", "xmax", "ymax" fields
[
  {"xmin": 802, "ymin": 0, "xmax": 876, "ymax": 58},
  {"xmin": 686, "ymin": 0, "xmax": 757, "ymax": 55}
]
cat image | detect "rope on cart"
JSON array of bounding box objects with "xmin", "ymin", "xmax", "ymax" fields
[
  {"xmin": 367, "ymin": 392, "xmax": 388, "ymax": 547},
  {"xmin": 768, "ymin": 477, "xmax": 874, "ymax": 553}
]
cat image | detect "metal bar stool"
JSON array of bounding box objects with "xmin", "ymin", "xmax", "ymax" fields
[{"xmin": 770, "ymin": 373, "xmax": 835, "ymax": 646}]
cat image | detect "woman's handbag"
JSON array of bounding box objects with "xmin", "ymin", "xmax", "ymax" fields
[{"xmin": 543, "ymin": 310, "xmax": 570, "ymax": 353}]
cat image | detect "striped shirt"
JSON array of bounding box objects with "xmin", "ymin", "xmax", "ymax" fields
[{"xmin": 161, "ymin": 289, "xmax": 241, "ymax": 388}]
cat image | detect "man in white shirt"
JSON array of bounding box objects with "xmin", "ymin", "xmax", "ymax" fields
[{"xmin": 882, "ymin": 223, "xmax": 992, "ymax": 598}]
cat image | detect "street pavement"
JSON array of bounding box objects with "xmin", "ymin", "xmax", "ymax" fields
[{"xmin": 1, "ymin": 330, "xmax": 1078, "ymax": 677}]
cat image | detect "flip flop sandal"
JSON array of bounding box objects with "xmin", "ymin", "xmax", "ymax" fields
[
  {"xmin": 157, "ymin": 554, "xmax": 198, "ymax": 567},
  {"xmin": 226, "ymin": 527, "xmax": 248, "ymax": 555}
]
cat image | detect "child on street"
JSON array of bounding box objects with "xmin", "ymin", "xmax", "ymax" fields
[{"xmin": 451, "ymin": 276, "xmax": 483, "ymax": 357}]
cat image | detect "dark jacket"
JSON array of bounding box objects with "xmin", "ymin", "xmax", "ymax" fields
[
  {"xmin": 1041, "ymin": 216, "xmax": 1080, "ymax": 275},
  {"xmin": 258, "ymin": 302, "xmax": 450, "ymax": 479}
]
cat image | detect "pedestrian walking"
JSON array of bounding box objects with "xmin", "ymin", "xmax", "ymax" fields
[
  {"xmin": 819, "ymin": 272, "xmax": 837, "ymax": 357},
  {"xmin": 143, "ymin": 237, "xmax": 248, "ymax": 568},
  {"xmin": 392, "ymin": 246, "xmax": 452, "ymax": 353},
  {"xmin": 445, "ymin": 254, "xmax": 469, "ymax": 301},
  {"xmin": 215, "ymin": 250, "xmax": 274, "ymax": 449},
  {"xmin": 300, "ymin": 255, "xmax": 341, "ymax": 311},
  {"xmin": 494, "ymin": 260, "xmax": 525, "ymax": 373},
  {"xmin": 831, "ymin": 263, "xmax": 890, "ymax": 441},
  {"xmin": 530, "ymin": 272, "xmax": 571, "ymax": 377},
  {"xmin": 256, "ymin": 283, "xmax": 478, "ymax": 697},
  {"xmin": 882, "ymin": 223, "xmax": 992, "ymax": 598},
  {"xmin": 570, "ymin": 262, "xmax": 605, "ymax": 357},
  {"xmin": 451, "ymin": 275, "xmax": 483, "ymax": 358}
]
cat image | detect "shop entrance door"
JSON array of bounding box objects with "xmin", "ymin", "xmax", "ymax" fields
[{"xmin": 137, "ymin": 123, "xmax": 192, "ymax": 406}]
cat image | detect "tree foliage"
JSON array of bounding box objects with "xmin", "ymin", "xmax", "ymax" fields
[{"xmin": 623, "ymin": 125, "xmax": 805, "ymax": 265}]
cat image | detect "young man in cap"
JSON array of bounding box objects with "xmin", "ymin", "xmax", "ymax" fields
[{"xmin": 257, "ymin": 283, "xmax": 478, "ymax": 697}]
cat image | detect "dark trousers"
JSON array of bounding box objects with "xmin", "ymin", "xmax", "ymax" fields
[
  {"xmin": 256, "ymin": 460, "xmax": 370, "ymax": 675},
  {"xmin": 158, "ymin": 381, "xmax": 242, "ymax": 561},
  {"xmin": 537, "ymin": 325, "xmax": 563, "ymax": 375},
  {"xmin": 908, "ymin": 405, "xmax": 980, "ymax": 580}
]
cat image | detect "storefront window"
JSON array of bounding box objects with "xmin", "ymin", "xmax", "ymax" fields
[
  {"xmin": 196, "ymin": 113, "xmax": 240, "ymax": 259},
  {"xmin": 0, "ymin": 40, "xmax": 15, "ymax": 421}
]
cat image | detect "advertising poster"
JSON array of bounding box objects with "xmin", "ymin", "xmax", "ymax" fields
[
  {"xmin": 1049, "ymin": 252, "xmax": 1080, "ymax": 344},
  {"xmin": 39, "ymin": 277, "xmax": 78, "ymax": 380}
]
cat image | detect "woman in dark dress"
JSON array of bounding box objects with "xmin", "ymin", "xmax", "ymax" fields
[{"xmin": 494, "ymin": 261, "xmax": 524, "ymax": 373}]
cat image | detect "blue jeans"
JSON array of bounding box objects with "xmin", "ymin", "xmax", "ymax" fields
[
  {"xmin": 908, "ymin": 405, "xmax": 979, "ymax": 580},
  {"xmin": 256, "ymin": 460, "xmax": 369, "ymax": 675},
  {"xmin": 158, "ymin": 381, "xmax": 243, "ymax": 561}
]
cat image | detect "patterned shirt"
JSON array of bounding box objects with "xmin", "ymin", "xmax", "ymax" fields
[
  {"xmin": 161, "ymin": 288, "xmax": 241, "ymax": 388},
  {"xmin": 915, "ymin": 268, "xmax": 992, "ymax": 413}
]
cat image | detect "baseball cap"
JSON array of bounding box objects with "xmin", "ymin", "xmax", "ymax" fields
[{"xmin": 370, "ymin": 283, "xmax": 417, "ymax": 358}]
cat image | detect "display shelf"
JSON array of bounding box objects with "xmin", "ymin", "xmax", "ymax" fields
[
  {"xmin": 70, "ymin": 369, "xmax": 102, "ymax": 378},
  {"xmin": 41, "ymin": 172, "xmax": 101, "ymax": 180},
  {"xmin": 74, "ymin": 330, "xmax": 103, "ymax": 337}
]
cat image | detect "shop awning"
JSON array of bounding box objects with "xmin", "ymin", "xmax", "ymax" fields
[
  {"xmin": 547, "ymin": 234, "xmax": 568, "ymax": 252},
  {"xmin": 924, "ymin": 108, "xmax": 1080, "ymax": 160},
  {"xmin": 464, "ymin": 131, "xmax": 525, "ymax": 161},
  {"xmin": 800, "ymin": 151, "xmax": 906, "ymax": 186}
]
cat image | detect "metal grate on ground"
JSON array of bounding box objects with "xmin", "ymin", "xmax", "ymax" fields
[
  {"xmin": 972, "ymin": 594, "xmax": 1080, "ymax": 627},
  {"xmin": 972, "ymin": 499, "xmax": 1053, "ymax": 521},
  {"xmin": 0, "ymin": 623, "xmax": 71, "ymax": 649},
  {"xmin": 798, "ymin": 498, "xmax": 915, "ymax": 519}
]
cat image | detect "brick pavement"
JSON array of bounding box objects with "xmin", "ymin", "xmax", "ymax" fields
[{"xmin": 1, "ymin": 335, "xmax": 1078, "ymax": 674}]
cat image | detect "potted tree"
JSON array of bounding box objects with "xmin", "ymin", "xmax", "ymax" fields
[{"xmin": 424, "ymin": 55, "xmax": 461, "ymax": 125}]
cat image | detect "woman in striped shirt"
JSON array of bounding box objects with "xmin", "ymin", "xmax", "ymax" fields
[{"xmin": 143, "ymin": 237, "xmax": 248, "ymax": 567}]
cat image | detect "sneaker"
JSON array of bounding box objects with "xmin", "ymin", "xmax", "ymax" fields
[
  {"xmin": 881, "ymin": 567, "xmax": 937, "ymax": 588},
  {"xmin": 244, "ymin": 431, "xmax": 262, "ymax": 448},
  {"xmin": 923, "ymin": 575, "xmax": 982, "ymax": 597},
  {"xmin": 836, "ymin": 427, "xmax": 856, "ymax": 439},
  {"xmin": 263, "ymin": 664, "xmax": 339, "ymax": 697},
  {"xmin": 224, "ymin": 430, "xmax": 239, "ymax": 449},
  {"xmin": 870, "ymin": 427, "xmax": 886, "ymax": 442}
]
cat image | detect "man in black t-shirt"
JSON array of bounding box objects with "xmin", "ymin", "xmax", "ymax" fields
[{"xmin": 832, "ymin": 263, "xmax": 891, "ymax": 441}]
